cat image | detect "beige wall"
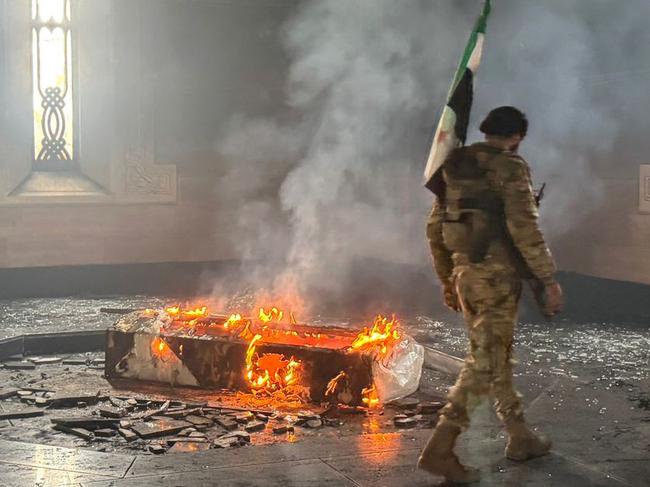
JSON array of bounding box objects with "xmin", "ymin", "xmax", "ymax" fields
[
  {"xmin": 0, "ymin": 201, "xmax": 232, "ymax": 268},
  {"xmin": 1, "ymin": 0, "xmax": 650, "ymax": 289},
  {"xmin": 552, "ymin": 175, "xmax": 650, "ymax": 285},
  {"xmin": 0, "ymin": 0, "xmax": 296, "ymax": 268}
]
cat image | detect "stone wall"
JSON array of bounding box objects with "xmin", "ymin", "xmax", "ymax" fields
[
  {"xmin": 1, "ymin": 0, "xmax": 649, "ymax": 289},
  {"xmin": 553, "ymin": 176, "xmax": 650, "ymax": 285},
  {"xmin": 0, "ymin": 0, "xmax": 296, "ymax": 268}
]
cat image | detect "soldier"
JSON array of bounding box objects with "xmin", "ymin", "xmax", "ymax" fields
[{"xmin": 418, "ymin": 106, "xmax": 563, "ymax": 484}]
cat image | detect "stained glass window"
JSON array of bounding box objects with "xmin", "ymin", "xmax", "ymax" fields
[{"xmin": 31, "ymin": 0, "xmax": 74, "ymax": 162}]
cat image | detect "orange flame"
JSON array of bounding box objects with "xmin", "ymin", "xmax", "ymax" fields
[
  {"xmin": 244, "ymin": 334, "xmax": 303, "ymax": 395},
  {"xmin": 151, "ymin": 337, "xmax": 176, "ymax": 362},
  {"xmin": 153, "ymin": 303, "xmax": 402, "ymax": 409},
  {"xmin": 184, "ymin": 306, "xmax": 208, "ymax": 318},
  {"xmin": 362, "ymin": 384, "xmax": 380, "ymax": 409},
  {"xmin": 325, "ymin": 371, "xmax": 347, "ymax": 397},
  {"xmin": 350, "ymin": 315, "xmax": 401, "ymax": 357},
  {"xmin": 239, "ymin": 321, "xmax": 255, "ymax": 341},
  {"xmin": 224, "ymin": 313, "xmax": 243, "ymax": 329},
  {"xmin": 258, "ymin": 307, "xmax": 284, "ymax": 323},
  {"xmin": 164, "ymin": 305, "xmax": 180, "ymax": 316}
]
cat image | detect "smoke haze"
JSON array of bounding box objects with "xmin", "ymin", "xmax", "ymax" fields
[{"xmin": 214, "ymin": 0, "xmax": 650, "ymax": 313}]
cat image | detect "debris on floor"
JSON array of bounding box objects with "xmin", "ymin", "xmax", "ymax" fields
[{"xmin": 0, "ymin": 351, "xmax": 444, "ymax": 455}]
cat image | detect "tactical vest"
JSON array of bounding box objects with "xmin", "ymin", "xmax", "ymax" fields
[{"xmin": 439, "ymin": 145, "xmax": 507, "ymax": 264}]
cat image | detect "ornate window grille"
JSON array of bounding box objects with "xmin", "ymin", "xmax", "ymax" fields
[{"xmin": 31, "ymin": 0, "xmax": 75, "ymax": 165}]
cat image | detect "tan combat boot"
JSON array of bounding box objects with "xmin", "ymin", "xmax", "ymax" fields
[
  {"xmin": 417, "ymin": 419, "xmax": 480, "ymax": 484},
  {"xmin": 504, "ymin": 418, "xmax": 551, "ymax": 461}
]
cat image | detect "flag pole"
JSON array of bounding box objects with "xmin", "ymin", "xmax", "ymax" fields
[{"xmin": 423, "ymin": 0, "xmax": 492, "ymax": 193}]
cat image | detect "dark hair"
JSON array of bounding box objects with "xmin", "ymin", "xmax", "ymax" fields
[{"xmin": 479, "ymin": 106, "xmax": 528, "ymax": 137}]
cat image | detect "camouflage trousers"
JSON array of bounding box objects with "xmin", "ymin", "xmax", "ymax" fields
[{"xmin": 439, "ymin": 262, "xmax": 524, "ymax": 429}]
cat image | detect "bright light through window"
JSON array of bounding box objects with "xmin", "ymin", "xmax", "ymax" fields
[{"xmin": 32, "ymin": 0, "xmax": 74, "ymax": 161}]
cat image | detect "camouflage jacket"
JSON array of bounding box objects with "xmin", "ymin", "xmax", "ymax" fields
[{"xmin": 426, "ymin": 142, "xmax": 557, "ymax": 286}]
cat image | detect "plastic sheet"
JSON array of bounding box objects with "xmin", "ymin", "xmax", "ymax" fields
[{"xmin": 373, "ymin": 334, "xmax": 424, "ymax": 403}]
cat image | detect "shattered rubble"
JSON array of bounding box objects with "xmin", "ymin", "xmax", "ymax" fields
[{"xmin": 0, "ymin": 351, "xmax": 445, "ymax": 456}]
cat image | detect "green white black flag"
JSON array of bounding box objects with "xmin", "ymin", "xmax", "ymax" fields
[{"xmin": 423, "ymin": 0, "xmax": 492, "ymax": 193}]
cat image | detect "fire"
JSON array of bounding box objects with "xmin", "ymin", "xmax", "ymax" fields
[
  {"xmin": 239, "ymin": 321, "xmax": 255, "ymax": 341},
  {"xmin": 244, "ymin": 334, "xmax": 304, "ymax": 399},
  {"xmin": 164, "ymin": 305, "xmax": 180, "ymax": 316},
  {"xmin": 350, "ymin": 315, "xmax": 401, "ymax": 357},
  {"xmin": 153, "ymin": 303, "xmax": 405, "ymax": 408},
  {"xmin": 151, "ymin": 337, "xmax": 176, "ymax": 362},
  {"xmin": 245, "ymin": 334, "xmax": 263, "ymax": 383},
  {"xmin": 258, "ymin": 307, "xmax": 284, "ymax": 323},
  {"xmin": 183, "ymin": 306, "xmax": 208, "ymax": 318},
  {"xmin": 362, "ymin": 384, "xmax": 380, "ymax": 409},
  {"xmin": 325, "ymin": 371, "xmax": 347, "ymax": 397},
  {"xmin": 224, "ymin": 313, "xmax": 243, "ymax": 329}
]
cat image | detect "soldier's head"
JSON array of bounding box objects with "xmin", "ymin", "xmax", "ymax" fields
[{"xmin": 480, "ymin": 106, "xmax": 528, "ymax": 151}]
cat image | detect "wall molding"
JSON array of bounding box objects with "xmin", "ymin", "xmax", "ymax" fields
[
  {"xmin": 639, "ymin": 165, "xmax": 650, "ymax": 214},
  {"xmin": 0, "ymin": 1, "xmax": 177, "ymax": 207}
]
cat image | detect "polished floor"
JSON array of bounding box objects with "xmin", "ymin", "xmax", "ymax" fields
[{"xmin": 0, "ymin": 296, "xmax": 648, "ymax": 486}]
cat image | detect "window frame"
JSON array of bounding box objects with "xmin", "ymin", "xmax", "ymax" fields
[
  {"xmin": 30, "ymin": 0, "xmax": 79, "ymax": 171},
  {"xmin": 0, "ymin": 0, "xmax": 177, "ymax": 206}
]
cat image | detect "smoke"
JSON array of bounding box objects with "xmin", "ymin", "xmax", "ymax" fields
[
  {"xmin": 470, "ymin": 0, "xmax": 646, "ymax": 235},
  {"xmin": 214, "ymin": 0, "xmax": 650, "ymax": 311},
  {"xmin": 276, "ymin": 1, "xmax": 462, "ymax": 302}
]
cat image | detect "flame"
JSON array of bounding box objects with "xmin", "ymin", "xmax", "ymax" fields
[
  {"xmin": 224, "ymin": 313, "xmax": 243, "ymax": 329},
  {"xmin": 239, "ymin": 322, "xmax": 255, "ymax": 341},
  {"xmin": 184, "ymin": 306, "xmax": 208, "ymax": 318},
  {"xmin": 350, "ymin": 315, "xmax": 401, "ymax": 357},
  {"xmin": 152, "ymin": 303, "xmax": 403, "ymax": 409},
  {"xmin": 258, "ymin": 307, "xmax": 284, "ymax": 323},
  {"xmin": 362, "ymin": 384, "xmax": 380, "ymax": 409},
  {"xmin": 244, "ymin": 334, "xmax": 302, "ymax": 393},
  {"xmin": 156, "ymin": 306, "xmax": 402, "ymax": 358},
  {"xmin": 151, "ymin": 337, "xmax": 176, "ymax": 362},
  {"xmin": 164, "ymin": 305, "xmax": 180, "ymax": 316},
  {"xmin": 242, "ymin": 330, "xmax": 307, "ymax": 408},
  {"xmin": 325, "ymin": 371, "xmax": 347, "ymax": 397}
]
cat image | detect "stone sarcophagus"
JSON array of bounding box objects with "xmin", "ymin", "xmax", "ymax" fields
[{"xmin": 105, "ymin": 307, "xmax": 423, "ymax": 408}]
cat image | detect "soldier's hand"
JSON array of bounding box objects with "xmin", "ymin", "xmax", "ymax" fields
[
  {"xmin": 543, "ymin": 281, "xmax": 563, "ymax": 317},
  {"xmin": 442, "ymin": 283, "xmax": 461, "ymax": 312}
]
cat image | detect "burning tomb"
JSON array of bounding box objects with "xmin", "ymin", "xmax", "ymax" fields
[{"xmin": 106, "ymin": 306, "xmax": 424, "ymax": 408}]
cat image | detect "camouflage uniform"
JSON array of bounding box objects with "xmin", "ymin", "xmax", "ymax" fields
[{"xmin": 427, "ymin": 142, "xmax": 556, "ymax": 430}]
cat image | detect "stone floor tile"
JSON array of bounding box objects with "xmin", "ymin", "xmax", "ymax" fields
[
  {"xmin": 125, "ymin": 431, "xmax": 428, "ymax": 478},
  {"xmin": 325, "ymin": 447, "xmax": 631, "ymax": 487},
  {"xmin": 477, "ymin": 454, "xmax": 633, "ymax": 487},
  {"xmin": 0, "ymin": 462, "xmax": 110, "ymax": 487},
  {"xmin": 525, "ymin": 376, "xmax": 650, "ymax": 463},
  {"xmin": 586, "ymin": 459, "xmax": 649, "ymax": 487},
  {"xmin": 81, "ymin": 459, "xmax": 356, "ymax": 487},
  {"xmin": 0, "ymin": 439, "xmax": 135, "ymax": 478},
  {"xmin": 323, "ymin": 447, "xmax": 433, "ymax": 487}
]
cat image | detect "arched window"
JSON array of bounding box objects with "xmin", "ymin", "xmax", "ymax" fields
[
  {"xmin": 0, "ymin": 1, "xmax": 176, "ymax": 205},
  {"xmin": 31, "ymin": 0, "xmax": 75, "ymax": 167}
]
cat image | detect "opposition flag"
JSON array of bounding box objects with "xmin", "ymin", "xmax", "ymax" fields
[{"xmin": 423, "ymin": 0, "xmax": 492, "ymax": 194}]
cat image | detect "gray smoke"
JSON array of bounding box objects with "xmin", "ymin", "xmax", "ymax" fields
[
  {"xmin": 472, "ymin": 0, "xmax": 649, "ymax": 234},
  {"xmin": 215, "ymin": 0, "xmax": 650, "ymax": 309}
]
